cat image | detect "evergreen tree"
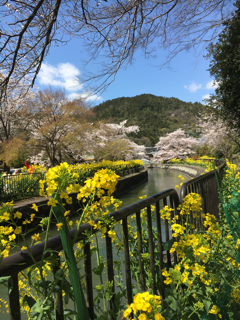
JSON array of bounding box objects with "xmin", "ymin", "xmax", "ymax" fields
[{"xmin": 208, "ymin": 1, "xmax": 240, "ymax": 130}]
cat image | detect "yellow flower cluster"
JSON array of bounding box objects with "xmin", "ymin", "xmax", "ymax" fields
[
  {"xmin": 160, "ymin": 192, "xmax": 227, "ymax": 289},
  {"xmin": 159, "ymin": 175, "xmax": 240, "ymax": 319},
  {"xmin": 72, "ymin": 159, "xmax": 143, "ymax": 176},
  {"xmin": 82, "ymin": 169, "xmax": 119, "ymax": 196},
  {"xmin": 0, "ymin": 298, "xmax": 9, "ymax": 314},
  {"xmin": 208, "ymin": 305, "xmax": 222, "ymax": 318},
  {"xmin": 43, "ymin": 162, "xmax": 79, "ymax": 197},
  {"xmin": 199, "ymin": 156, "xmax": 216, "ymax": 160},
  {"xmin": 178, "ymin": 193, "xmax": 202, "ymax": 215},
  {"xmin": 230, "ymin": 287, "xmax": 240, "ymax": 303},
  {"xmin": 123, "ymin": 292, "xmax": 165, "ymax": 320},
  {"xmin": 171, "ymin": 223, "xmax": 186, "ymax": 237},
  {"xmin": 0, "ymin": 202, "xmax": 24, "ymax": 259},
  {"xmin": 76, "ymin": 169, "xmax": 120, "ymax": 224},
  {"xmin": 170, "ymin": 157, "xmax": 215, "ymax": 172},
  {"xmin": 21, "ymin": 164, "xmax": 46, "ymax": 174},
  {"xmin": 159, "ymin": 206, "xmax": 174, "ymax": 221}
]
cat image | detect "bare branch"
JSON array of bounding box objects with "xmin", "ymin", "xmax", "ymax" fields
[{"xmin": 0, "ymin": 0, "xmax": 236, "ymax": 95}]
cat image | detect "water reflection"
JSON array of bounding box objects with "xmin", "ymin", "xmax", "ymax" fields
[{"xmin": 118, "ymin": 168, "xmax": 185, "ymax": 208}]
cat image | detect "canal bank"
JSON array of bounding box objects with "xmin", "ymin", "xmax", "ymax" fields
[
  {"xmin": 146, "ymin": 163, "xmax": 206, "ymax": 178},
  {"xmin": 11, "ymin": 163, "xmax": 204, "ymax": 222}
]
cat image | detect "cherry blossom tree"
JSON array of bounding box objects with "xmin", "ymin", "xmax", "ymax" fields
[
  {"xmin": 153, "ymin": 129, "xmax": 197, "ymax": 162},
  {"xmin": 197, "ymin": 114, "xmax": 240, "ymax": 158},
  {"xmin": 0, "ymin": 74, "xmax": 37, "ymax": 167},
  {"xmin": 88, "ymin": 120, "xmax": 146, "ymax": 161},
  {"xmin": 25, "ymin": 88, "xmax": 91, "ymax": 167}
]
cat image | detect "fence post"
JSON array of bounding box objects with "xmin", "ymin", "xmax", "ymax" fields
[
  {"xmin": 52, "ymin": 254, "xmax": 64, "ymax": 320},
  {"xmin": 9, "ymin": 273, "xmax": 21, "ymax": 320},
  {"xmin": 84, "ymin": 241, "xmax": 95, "ymax": 320},
  {"xmin": 122, "ymin": 218, "xmax": 133, "ymax": 305}
]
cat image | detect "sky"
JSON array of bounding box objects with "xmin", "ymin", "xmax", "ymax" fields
[{"xmin": 36, "ymin": 36, "xmax": 218, "ymax": 106}]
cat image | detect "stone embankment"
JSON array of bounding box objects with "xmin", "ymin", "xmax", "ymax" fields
[{"xmin": 146, "ymin": 163, "xmax": 205, "ymax": 178}]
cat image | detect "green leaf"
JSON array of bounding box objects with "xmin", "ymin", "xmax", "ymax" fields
[
  {"xmin": 0, "ymin": 275, "xmax": 14, "ymax": 294},
  {"xmin": 62, "ymin": 279, "xmax": 71, "ymax": 304},
  {"xmin": 31, "ymin": 303, "xmax": 50, "ymax": 315},
  {"xmin": 64, "ymin": 309, "xmax": 78, "ymax": 317},
  {"xmin": 23, "ymin": 295, "xmax": 36, "ymax": 308},
  {"xmin": 0, "ymin": 276, "xmax": 11, "ymax": 284},
  {"xmin": 94, "ymin": 295, "xmax": 100, "ymax": 304},
  {"xmin": 105, "ymin": 291, "xmax": 113, "ymax": 301},
  {"xmin": 161, "ymin": 307, "xmax": 176, "ymax": 319},
  {"xmin": 42, "ymin": 248, "xmax": 55, "ymax": 256},
  {"xmin": 93, "ymin": 263, "xmax": 104, "ymax": 275},
  {"xmin": 52, "ymin": 285, "xmax": 61, "ymax": 294},
  {"xmin": 54, "ymin": 269, "xmax": 65, "ymax": 281},
  {"xmin": 27, "ymin": 264, "xmax": 39, "ymax": 288},
  {"xmin": 165, "ymin": 296, "xmax": 178, "ymax": 312},
  {"xmin": 163, "ymin": 238, "xmax": 176, "ymax": 251},
  {"xmin": 38, "ymin": 280, "xmax": 52, "ymax": 289},
  {"xmin": 108, "ymin": 310, "xmax": 116, "ymax": 317},
  {"xmin": 98, "ymin": 315, "xmax": 108, "ymax": 320},
  {"xmin": 132, "ymin": 288, "xmax": 145, "ymax": 295},
  {"xmin": 7, "ymin": 277, "xmax": 14, "ymax": 295},
  {"xmin": 116, "ymin": 281, "xmax": 124, "ymax": 288},
  {"xmin": 90, "ymin": 247, "xmax": 98, "ymax": 255},
  {"xmin": 203, "ymin": 299, "xmax": 211, "ymax": 313}
]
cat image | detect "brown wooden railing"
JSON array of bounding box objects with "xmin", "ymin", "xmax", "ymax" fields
[
  {"xmin": 180, "ymin": 160, "xmax": 225, "ymax": 221},
  {"xmin": 0, "ymin": 160, "xmax": 225, "ymax": 320}
]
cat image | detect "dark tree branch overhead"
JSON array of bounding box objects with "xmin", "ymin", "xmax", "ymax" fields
[{"xmin": 0, "ymin": 0, "xmax": 236, "ymax": 95}]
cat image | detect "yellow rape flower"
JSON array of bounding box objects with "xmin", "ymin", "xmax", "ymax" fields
[
  {"xmin": 31, "ymin": 233, "xmax": 40, "ymax": 241},
  {"xmin": 47, "ymin": 198, "xmax": 58, "ymax": 207},
  {"xmin": 14, "ymin": 226, "xmax": 22, "ymax": 234},
  {"xmin": 56, "ymin": 223, "xmax": 63, "ymax": 231},
  {"xmin": 8, "ymin": 234, "xmax": 16, "ymax": 241},
  {"xmin": 64, "ymin": 210, "xmax": 70, "ymax": 217},
  {"xmin": 14, "ymin": 211, "xmax": 22, "ymax": 219},
  {"xmin": 108, "ymin": 230, "xmax": 116, "ymax": 240},
  {"xmin": 209, "ymin": 305, "xmax": 220, "ymax": 315},
  {"xmin": 31, "ymin": 204, "xmax": 38, "ymax": 212}
]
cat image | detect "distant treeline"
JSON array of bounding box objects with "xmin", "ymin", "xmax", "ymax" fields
[{"xmin": 91, "ymin": 94, "xmax": 204, "ymax": 146}]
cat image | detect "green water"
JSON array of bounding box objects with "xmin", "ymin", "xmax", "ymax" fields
[
  {"xmin": 118, "ymin": 167, "xmax": 184, "ymax": 208},
  {"xmin": 0, "ymin": 168, "xmax": 188, "ymax": 319}
]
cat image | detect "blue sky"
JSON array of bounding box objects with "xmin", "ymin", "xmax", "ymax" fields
[{"xmin": 36, "ymin": 36, "xmax": 218, "ymax": 106}]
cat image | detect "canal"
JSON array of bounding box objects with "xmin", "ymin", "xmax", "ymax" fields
[
  {"xmin": 118, "ymin": 167, "xmax": 187, "ymax": 208},
  {"xmin": 0, "ymin": 168, "xmax": 189, "ymax": 319}
]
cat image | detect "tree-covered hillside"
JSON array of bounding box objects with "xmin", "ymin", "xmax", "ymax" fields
[{"xmin": 92, "ymin": 94, "xmax": 204, "ymax": 146}]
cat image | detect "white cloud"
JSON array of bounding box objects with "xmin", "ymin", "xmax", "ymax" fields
[
  {"xmin": 38, "ymin": 62, "xmax": 103, "ymax": 102},
  {"xmin": 68, "ymin": 92, "xmax": 103, "ymax": 102},
  {"xmin": 202, "ymin": 94, "xmax": 210, "ymax": 104},
  {"xmin": 38, "ymin": 62, "xmax": 83, "ymax": 91},
  {"xmin": 206, "ymin": 80, "xmax": 219, "ymax": 89},
  {"xmin": 184, "ymin": 82, "xmax": 202, "ymax": 93}
]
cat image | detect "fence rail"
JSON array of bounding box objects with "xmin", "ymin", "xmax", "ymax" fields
[{"xmin": 0, "ymin": 160, "xmax": 226, "ymax": 319}]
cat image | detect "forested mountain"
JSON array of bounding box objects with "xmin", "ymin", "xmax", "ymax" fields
[{"xmin": 92, "ymin": 94, "xmax": 204, "ymax": 146}]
